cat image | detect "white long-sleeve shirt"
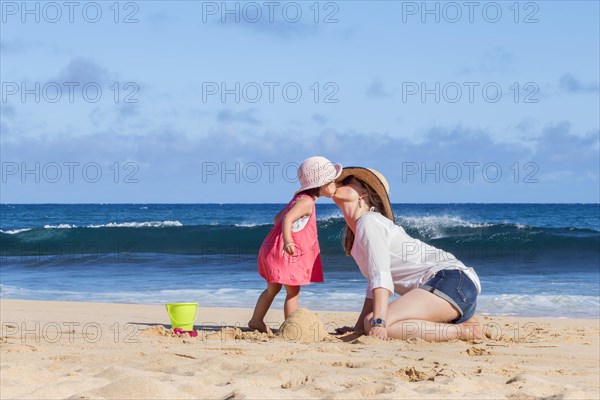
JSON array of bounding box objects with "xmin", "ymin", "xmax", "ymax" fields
[{"xmin": 350, "ymin": 212, "xmax": 482, "ymax": 298}]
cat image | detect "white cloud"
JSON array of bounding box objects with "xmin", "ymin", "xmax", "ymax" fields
[
  {"xmin": 2, "ymin": 122, "xmax": 598, "ymax": 202},
  {"xmin": 366, "ymin": 78, "xmax": 392, "ymax": 98},
  {"xmin": 559, "ymin": 74, "xmax": 599, "ymax": 94}
]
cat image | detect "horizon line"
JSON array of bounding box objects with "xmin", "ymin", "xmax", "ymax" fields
[{"xmin": 2, "ymin": 202, "xmax": 599, "ymax": 206}]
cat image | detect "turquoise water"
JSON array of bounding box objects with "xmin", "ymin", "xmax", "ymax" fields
[{"xmin": 1, "ymin": 203, "xmax": 599, "ymax": 318}]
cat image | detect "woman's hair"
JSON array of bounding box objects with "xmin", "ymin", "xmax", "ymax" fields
[
  {"xmin": 297, "ymin": 186, "xmax": 321, "ymax": 198},
  {"xmin": 342, "ymin": 176, "xmax": 385, "ymax": 255}
]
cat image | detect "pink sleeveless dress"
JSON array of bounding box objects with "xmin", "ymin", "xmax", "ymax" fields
[{"xmin": 257, "ymin": 194, "xmax": 324, "ymax": 286}]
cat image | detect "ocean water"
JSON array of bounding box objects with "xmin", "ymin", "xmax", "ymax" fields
[{"xmin": 1, "ymin": 203, "xmax": 599, "ymax": 319}]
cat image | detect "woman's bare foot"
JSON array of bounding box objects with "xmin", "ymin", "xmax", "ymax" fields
[
  {"xmin": 248, "ymin": 319, "xmax": 272, "ymax": 334},
  {"xmin": 458, "ymin": 317, "xmax": 484, "ymax": 341}
]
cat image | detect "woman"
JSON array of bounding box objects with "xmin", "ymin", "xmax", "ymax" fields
[{"xmin": 333, "ymin": 167, "xmax": 484, "ymax": 341}]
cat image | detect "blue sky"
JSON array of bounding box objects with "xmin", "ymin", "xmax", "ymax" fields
[{"xmin": 1, "ymin": 0, "xmax": 599, "ymax": 203}]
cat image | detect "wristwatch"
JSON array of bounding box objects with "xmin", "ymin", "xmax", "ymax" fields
[{"xmin": 371, "ymin": 318, "xmax": 386, "ymax": 327}]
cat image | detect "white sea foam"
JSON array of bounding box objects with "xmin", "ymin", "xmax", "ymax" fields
[
  {"xmin": 43, "ymin": 224, "xmax": 77, "ymax": 229},
  {"xmin": 399, "ymin": 214, "xmax": 490, "ymax": 229},
  {"xmin": 38, "ymin": 221, "xmax": 183, "ymax": 229},
  {"xmin": 316, "ymin": 211, "xmax": 344, "ymax": 222},
  {"xmin": 2, "ymin": 285, "xmax": 597, "ymax": 318},
  {"xmin": 233, "ymin": 212, "xmax": 344, "ymax": 227},
  {"xmin": 0, "ymin": 228, "xmax": 32, "ymax": 234},
  {"xmin": 87, "ymin": 220, "xmax": 183, "ymax": 228},
  {"xmin": 396, "ymin": 215, "xmax": 491, "ymax": 238},
  {"xmin": 477, "ymin": 294, "xmax": 600, "ymax": 319},
  {"xmin": 3, "ymin": 221, "xmax": 184, "ymax": 233}
]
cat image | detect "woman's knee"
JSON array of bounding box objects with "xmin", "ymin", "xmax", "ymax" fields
[{"xmin": 387, "ymin": 288, "xmax": 460, "ymax": 323}]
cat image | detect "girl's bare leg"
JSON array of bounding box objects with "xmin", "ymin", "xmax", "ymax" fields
[
  {"xmin": 248, "ymin": 283, "xmax": 282, "ymax": 333},
  {"xmin": 283, "ymin": 285, "xmax": 300, "ymax": 319}
]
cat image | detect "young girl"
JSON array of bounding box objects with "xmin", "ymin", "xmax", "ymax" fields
[{"xmin": 248, "ymin": 156, "xmax": 342, "ymax": 334}]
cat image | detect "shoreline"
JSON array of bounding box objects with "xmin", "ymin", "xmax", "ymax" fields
[
  {"xmin": 1, "ymin": 299, "xmax": 599, "ymax": 399},
  {"xmin": 1, "ymin": 295, "xmax": 598, "ymax": 320}
]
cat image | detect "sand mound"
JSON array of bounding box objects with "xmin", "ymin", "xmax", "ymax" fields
[
  {"xmin": 205, "ymin": 327, "xmax": 243, "ymax": 341},
  {"xmin": 279, "ymin": 308, "xmax": 329, "ymax": 343},
  {"xmin": 465, "ymin": 346, "xmax": 492, "ymax": 356},
  {"xmin": 394, "ymin": 367, "xmax": 433, "ymax": 382},
  {"xmin": 140, "ymin": 325, "xmax": 167, "ymax": 337},
  {"xmin": 90, "ymin": 376, "xmax": 189, "ymax": 399}
]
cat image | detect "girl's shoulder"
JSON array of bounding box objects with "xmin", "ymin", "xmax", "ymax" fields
[
  {"xmin": 286, "ymin": 194, "xmax": 315, "ymax": 214},
  {"xmin": 286, "ymin": 193, "xmax": 311, "ymax": 204},
  {"xmin": 291, "ymin": 193, "xmax": 316, "ymax": 205},
  {"xmin": 294, "ymin": 193, "xmax": 315, "ymax": 200}
]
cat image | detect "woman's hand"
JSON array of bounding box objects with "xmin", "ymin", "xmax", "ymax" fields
[
  {"xmin": 369, "ymin": 326, "xmax": 388, "ymax": 340},
  {"xmin": 334, "ymin": 326, "xmax": 355, "ymax": 334}
]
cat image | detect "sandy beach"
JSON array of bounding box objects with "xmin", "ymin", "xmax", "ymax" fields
[{"xmin": 1, "ymin": 299, "xmax": 598, "ymax": 399}]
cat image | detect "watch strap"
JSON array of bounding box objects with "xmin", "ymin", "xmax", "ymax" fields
[{"xmin": 371, "ymin": 318, "xmax": 386, "ymax": 327}]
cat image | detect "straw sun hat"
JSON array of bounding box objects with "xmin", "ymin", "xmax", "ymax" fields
[{"xmin": 336, "ymin": 167, "xmax": 394, "ymax": 222}]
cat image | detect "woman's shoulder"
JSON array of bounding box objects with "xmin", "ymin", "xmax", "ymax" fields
[
  {"xmin": 358, "ymin": 212, "xmax": 395, "ymax": 231},
  {"xmin": 359, "ymin": 212, "xmax": 407, "ymax": 235},
  {"xmin": 361, "ymin": 211, "xmax": 393, "ymax": 224}
]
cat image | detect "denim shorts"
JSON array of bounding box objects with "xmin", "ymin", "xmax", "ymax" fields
[{"xmin": 420, "ymin": 269, "xmax": 478, "ymax": 324}]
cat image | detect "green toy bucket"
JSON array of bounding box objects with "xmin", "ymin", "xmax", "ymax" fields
[{"xmin": 165, "ymin": 303, "xmax": 198, "ymax": 331}]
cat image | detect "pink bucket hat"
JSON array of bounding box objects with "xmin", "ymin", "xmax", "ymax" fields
[{"xmin": 295, "ymin": 156, "xmax": 343, "ymax": 195}]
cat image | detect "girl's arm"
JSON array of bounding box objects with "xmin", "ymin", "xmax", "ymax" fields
[
  {"xmin": 281, "ymin": 197, "xmax": 313, "ymax": 255},
  {"xmin": 273, "ymin": 207, "xmax": 286, "ymax": 225}
]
